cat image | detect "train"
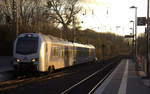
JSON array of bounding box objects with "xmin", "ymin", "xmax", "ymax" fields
[{"xmin": 13, "ymin": 33, "xmax": 96, "ymax": 72}]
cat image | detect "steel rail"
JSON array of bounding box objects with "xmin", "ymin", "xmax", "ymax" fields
[{"xmin": 60, "ymin": 62, "xmax": 118, "ymax": 94}]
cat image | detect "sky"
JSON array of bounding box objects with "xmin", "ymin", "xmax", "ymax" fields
[{"xmin": 78, "ymin": 0, "xmax": 148, "ymax": 36}]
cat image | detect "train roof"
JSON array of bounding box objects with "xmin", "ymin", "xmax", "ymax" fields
[
  {"xmin": 17, "ymin": 33, "xmax": 39, "ymax": 38},
  {"xmin": 73, "ymin": 43, "xmax": 95, "ymax": 49},
  {"xmin": 17, "ymin": 33, "xmax": 95, "ymax": 49}
]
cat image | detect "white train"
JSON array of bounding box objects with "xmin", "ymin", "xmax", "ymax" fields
[{"xmin": 13, "ymin": 33, "xmax": 96, "ymax": 72}]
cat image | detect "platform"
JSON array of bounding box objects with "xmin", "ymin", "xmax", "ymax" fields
[
  {"xmin": 94, "ymin": 59, "xmax": 150, "ymax": 94},
  {"xmin": 0, "ymin": 56, "xmax": 13, "ymax": 72}
]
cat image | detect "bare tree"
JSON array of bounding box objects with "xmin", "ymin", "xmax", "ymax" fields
[
  {"xmin": 18, "ymin": 0, "xmax": 45, "ymax": 32},
  {"xmin": 0, "ymin": 0, "xmax": 13, "ymax": 24},
  {"xmin": 46, "ymin": 0, "xmax": 82, "ymax": 39},
  {"xmin": 0, "ymin": 0, "xmax": 81, "ymax": 36},
  {"xmin": 0, "ymin": 0, "xmax": 53, "ymax": 32}
]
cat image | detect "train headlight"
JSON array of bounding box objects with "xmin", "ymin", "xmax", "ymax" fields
[
  {"xmin": 31, "ymin": 58, "xmax": 39, "ymax": 62},
  {"xmin": 16, "ymin": 58, "xmax": 20, "ymax": 62},
  {"xmin": 31, "ymin": 58, "xmax": 36, "ymax": 62}
]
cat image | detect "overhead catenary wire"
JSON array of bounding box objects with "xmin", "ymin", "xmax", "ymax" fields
[{"xmin": 82, "ymin": 3, "xmax": 111, "ymax": 32}]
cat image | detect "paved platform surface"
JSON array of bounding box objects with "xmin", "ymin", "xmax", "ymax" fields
[
  {"xmin": 94, "ymin": 59, "xmax": 150, "ymax": 94},
  {"xmin": 0, "ymin": 56, "xmax": 13, "ymax": 72}
]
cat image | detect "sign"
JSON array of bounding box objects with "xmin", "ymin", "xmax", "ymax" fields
[
  {"xmin": 137, "ymin": 17, "xmax": 146, "ymax": 26},
  {"xmin": 125, "ymin": 35, "xmax": 134, "ymax": 38}
]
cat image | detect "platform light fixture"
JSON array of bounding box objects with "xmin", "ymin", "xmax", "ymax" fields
[{"xmin": 130, "ymin": 6, "xmax": 137, "ymax": 62}]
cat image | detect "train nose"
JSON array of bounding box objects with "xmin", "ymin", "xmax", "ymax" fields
[
  {"xmin": 13, "ymin": 57, "xmax": 39, "ymax": 72},
  {"xmin": 14, "ymin": 62, "xmax": 38, "ymax": 72},
  {"xmin": 14, "ymin": 57, "xmax": 39, "ymax": 63}
]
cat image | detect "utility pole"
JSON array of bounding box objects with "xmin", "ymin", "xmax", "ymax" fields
[
  {"xmin": 12, "ymin": 0, "xmax": 18, "ymax": 39},
  {"xmin": 147, "ymin": 0, "xmax": 149, "ymax": 78},
  {"xmin": 73, "ymin": 16, "xmax": 76, "ymax": 43},
  {"xmin": 135, "ymin": 7, "xmax": 137, "ymax": 61}
]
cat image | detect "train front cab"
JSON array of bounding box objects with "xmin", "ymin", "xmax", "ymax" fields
[{"xmin": 13, "ymin": 34, "xmax": 41, "ymax": 73}]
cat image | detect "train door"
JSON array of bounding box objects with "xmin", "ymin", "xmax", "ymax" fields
[
  {"xmin": 73, "ymin": 46, "xmax": 77, "ymax": 65},
  {"xmin": 64, "ymin": 47, "xmax": 70, "ymax": 67},
  {"xmin": 45, "ymin": 43, "xmax": 48, "ymax": 71}
]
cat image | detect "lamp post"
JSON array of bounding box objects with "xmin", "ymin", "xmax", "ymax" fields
[
  {"xmin": 130, "ymin": 20, "xmax": 135, "ymax": 59},
  {"xmin": 130, "ymin": 6, "xmax": 137, "ymax": 62}
]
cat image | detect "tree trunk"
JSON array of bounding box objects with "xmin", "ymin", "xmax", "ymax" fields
[{"xmin": 63, "ymin": 24, "xmax": 68, "ymax": 40}]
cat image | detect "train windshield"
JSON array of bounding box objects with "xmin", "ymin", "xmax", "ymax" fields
[{"xmin": 16, "ymin": 37, "xmax": 38, "ymax": 55}]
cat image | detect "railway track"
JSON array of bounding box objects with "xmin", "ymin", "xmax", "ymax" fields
[
  {"xmin": 0, "ymin": 70, "xmax": 72, "ymax": 91},
  {"xmin": 60, "ymin": 61, "xmax": 119, "ymax": 94},
  {"xmin": 0, "ymin": 62, "xmax": 99, "ymax": 91},
  {"xmin": 0, "ymin": 57, "xmax": 122, "ymax": 94}
]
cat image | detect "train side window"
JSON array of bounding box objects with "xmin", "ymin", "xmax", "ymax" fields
[
  {"xmin": 54, "ymin": 47, "xmax": 61, "ymax": 57},
  {"xmin": 58, "ymin": 48, "xmax": 61, "ymax": 57},
  {"xmin": 54, "ymin": 48, "xmax": 57, "ymax": 56},
  {"xmin": 62, "ymin": 50, "xmax": 65, "ymax": 57},
  {"xmin": 68, "ymin": 50, "xmax": 71, "ymax": 56},
  {"xmin": 52, "ymin": 47, "xmax": 56, "ymax": 57}
]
